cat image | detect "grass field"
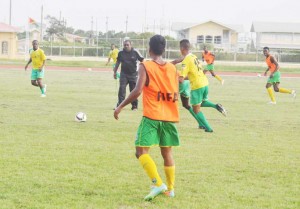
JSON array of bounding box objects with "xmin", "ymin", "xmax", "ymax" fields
[
  {"xmin": 0, "ymin": 68, "xmax": 299, "ymax": 209},
  {"xmin": 1, "ymin": 58, "xmax": 300, "ymax": 73}
]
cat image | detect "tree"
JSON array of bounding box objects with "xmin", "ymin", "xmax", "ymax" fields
[
  {"xmin": 74, "ymin": 29, "xmax": 86, "ymax": 37},
  {"xmin": 45, "ymin": 15, "xmax": 66, "ymax": 38},
  {"xmin": 65, "ymin": 27, "xmax": 75, "ymax": 34}
]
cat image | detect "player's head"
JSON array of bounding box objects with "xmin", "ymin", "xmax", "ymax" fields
[
  {"xmin": 32, "ymin": 40, "xmax": 39, "ymax": 50},
  {"xmin": 263, "ymin": 47, "xmax": 270, "ymax": 56},
  {"xmin": 123, "ymin": 40, "xmax": 132, "ymax": 52},
  {"xmin": 149, "ymin": 35, "xmax": 166, "ymax": 56},
  {"xmin": 179, "ymin": 39, "xmax": 190, "ymax": 55},
  {"xmin": 203, "ymin": 45, "xmax": 208, "ymax": 52},
  {"xmin": 111, "ymin": 44, "xmax": 115, "ymax": 50}
]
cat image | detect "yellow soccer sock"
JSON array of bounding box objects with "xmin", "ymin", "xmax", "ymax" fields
[
  {"xmin": 279, "ymin": 88, "xmax": 292, "ymax": 94},
  {"xmin": 139, "ymin": 154, "xmax": 163, "ymax": 186},
  {"xmin": 267, "ymin": 87, "xmax": 276, "ymax": 102},
  {"xmin": 215, "ymin": 75, "xmax": 223, "ymax": 82},
  {"xmin": 164, "ymin": 166, "xmax": 175, "ymax": 191}
]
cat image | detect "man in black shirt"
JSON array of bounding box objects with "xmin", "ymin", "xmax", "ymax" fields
[{"xmin": 113, "ymin": 40, "xmax": 144, "ymax": 110}]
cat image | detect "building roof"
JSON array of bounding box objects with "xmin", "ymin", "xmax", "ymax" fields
[
  {"xmin": 251, "ymin": 21, "xmax": 300, "ymax": 33},
  {"xmin": 172, "ymin": 20, "xmax": 243, "ymax": 32},
  {"xmin": 0, "ymin": 22, "xmax": 20, "ymax": 32}
]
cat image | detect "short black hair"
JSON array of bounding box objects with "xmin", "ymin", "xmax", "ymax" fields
[
  {"xmin": 180, "ymin": 39, "xmax": 190, "ymax": 50},
  {"xmin": 32, "ymin": 40, "xmax": 38, "ymax": 44},
  {"xmin": 149, "ymin": 35, "xmax": 166, "ymax": 55},
  {"xmin": 263, "ymin": 46, "xmax": 269, "ymax": 51}
]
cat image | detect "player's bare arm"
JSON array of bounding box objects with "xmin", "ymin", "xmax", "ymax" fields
[
  {"xmin": 171, "ymin": 57, "xmax": 184, "ymax": 65},
  {"xmin": 25, "ymin": 58, "xmax": 32, "ymax": 71}
]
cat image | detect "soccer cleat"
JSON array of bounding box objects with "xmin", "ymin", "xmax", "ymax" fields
[
  {"xmin": 44, "ymin": 84, "xmax": 47, "ymax": 93},
  {"xmin": 199, "ymin": 126, "xmax": 205, "ymax": 130},
  {"xmin": 144, "ymin": 183, "xmax": 167, "ymax": 201},
  {"xmin": 205, "ymin": 129, "xmax": 214, "ymax": 133},
  {"xmin": 291, "ymin": 90, "xmax": 296, "ymax": 99},
  {"xmin": 221, "ymin": 80, "xmax": 225, "ymax": 85},
  {"xmin": 216, "ymin": 104, "xmax": 227, "ymax": 117},
  {"xmin": 131, "ymin": 106, "xmax": 138, "ymax": 111},
  {"xmin": 40, "ymin": 94, "xmax": 46, "ymax": 98},
  {"xmin": 267, "ymin": 101, "xmax": 276, "ymax": 105},
  {"xmin": 164, "ymin": 190, "xmax": 175, "ymax": 198}
]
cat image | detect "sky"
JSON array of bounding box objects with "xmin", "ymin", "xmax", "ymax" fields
[{"xmin": 1, "ymin": 0, "xmax": 300, "ymax": 36}]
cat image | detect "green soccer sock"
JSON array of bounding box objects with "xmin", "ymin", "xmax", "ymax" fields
[
  {"xmin": 40, "ymin": 87, "xmax": 45, "ymax": 94},
  {"xmin": 201, "ymin": 101, "xmax": 217, "ymax": 109},
  {"xmin": 189, "ymin": 107, "xmax": 205, "ymax": 127},
  {"xmin": 196, "ymin": 111, "xmax": 213, "ymax": 131}
]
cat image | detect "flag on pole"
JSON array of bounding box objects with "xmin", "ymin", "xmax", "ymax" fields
[{"xmin": 28, "ymin": 17, "xmax": 35, "ymax": 24}]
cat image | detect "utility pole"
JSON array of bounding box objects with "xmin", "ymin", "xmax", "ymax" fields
[
  {"xmin": 106, "ymin": 16, "xmax": 108, "ymax": 41},
  {"xmin": 144, "ymin": 0, "xmax": 147, "ymax": 32},
  {"xmin": 90, "ymin": 16, "xmax": 93, "ymax": 45},
  {"xmin": 125, "ymin": 15, "xmax": 128, "ymax": 37},
  {"xmin": 9, "ymin": 0, "xmax": 12, "ymax": 25},
  {"xmin": 40, "ymin": 5, "xmax": 43, "ymax": 41}
]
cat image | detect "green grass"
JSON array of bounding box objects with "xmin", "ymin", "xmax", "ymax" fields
[
  {"xmin": 1, "ymin": 58, "xmax": 300, "ymax": 73},
  {"xmin": 0, "ymin": 59, "xmax": 107, "ymax": 68},
  {"xmin": 0, "ymin": 69, "xmax": 299, "ymax": 209},
  {"xmin": 214, "ymin": 65, "xmax": 300, "ymax": 74}
]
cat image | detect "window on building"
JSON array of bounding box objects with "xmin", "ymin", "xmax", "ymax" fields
[
  {"xmin": 197, "ymin": 35, "xmax": 204, "ymax": 43},
  {"xmin": 214, "ymin": 36, "xmax": 222, "ymax": 44},
  {"xmin": 205, "ymin": 35, "xmax": 213, "ymax": 43},
  {"xmin": 2, "ymin": 41, "xmax": 8, "ymax": 54}
]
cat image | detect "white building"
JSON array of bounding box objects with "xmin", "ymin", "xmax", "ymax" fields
[
  {"xmin": 251, "ymin": 21, "xmax": 300, "ymax": 49},
  {"xmin": 171, "ymin": 20, "xmax": 244, "ymax": 51}
]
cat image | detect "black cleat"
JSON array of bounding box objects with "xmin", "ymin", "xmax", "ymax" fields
[{"xmin": 216, "ymin": 104, "xmax": 227, "ymax": 117}]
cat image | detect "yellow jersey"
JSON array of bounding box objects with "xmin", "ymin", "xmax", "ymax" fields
[
  {"xmin": 180, "ymin": 53, "xmax": 208, "ymax": 90},
  {"xmin": 109, "ymin": 48, "xmax": 119, "ymax": 64},
  {"xmin": 30, "ymin": 48, "xmax": 46, "ymax": 69}
]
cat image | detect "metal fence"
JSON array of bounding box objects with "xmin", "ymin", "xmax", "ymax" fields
[{"xmin": 18, "ymin": 38, "xmax": 300, "ymax": 63}]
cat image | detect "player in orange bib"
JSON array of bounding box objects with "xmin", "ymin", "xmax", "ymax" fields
[
  {"xmin": 202, "ymin": 46, "xmax": 224, "ymax": 85},
  {"xmin": 263, "ymin": 47, "xmax": 296, "ymax": 104},
  {"xmin": 114, "ymin": 35, "xmax": 179, "ymax": 200}
]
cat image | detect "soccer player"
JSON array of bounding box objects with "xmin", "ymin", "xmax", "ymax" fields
[
  {"xmin": 178, "ymin": 40, "xmax": 226, "ymax": 132},
  {"xmin": 25, "ymin": 40, "xmax": 47, "ymax": 97},
  {"xmin": 263, "ymin": 47, "xmax": 296, "ymax": 104},
  {"xmin": 106, "ymin": 44, "xmax": 119, "ymax": 70},
  {"xmin": 114, "ymin": 35, "xmax": 179, "ymax": 200},
  {"xmin": 202, "ymin": 46, "xmax": 224, "ymax": 85},
  {"xmin": 113, "ymin": 40, "xmax": 144, "ymax": 110}
]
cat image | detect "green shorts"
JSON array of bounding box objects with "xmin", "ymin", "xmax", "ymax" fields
[
  {"xmin": 135, "ymin": 117, "xmax": 180, "ymax": 147},
  {"xmin": 179, "ymin": 80, "xmax": 190, "ymax": 98},
  {"xmin": 31, "ymin": 69, "xmax": 44, "ymax": 80},
  {"xmin": 205, "ymin": 64, "xmax": 214, "ymax": 71},
  {"xmin": 267, "ymin": 71, "xmax": 281, "ymax": 83},
  {"xmin": 190, "ymin": 86, "xmax": 208, "ymax": 105}
]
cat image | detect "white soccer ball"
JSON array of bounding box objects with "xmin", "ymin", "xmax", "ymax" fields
[
  {"xmin": 75, "ymin": 112, "xmax": 87, "ymax": 122},
  {"xmin": 257, "ymin": 73, "xmax": 262, "ymax": 77}
]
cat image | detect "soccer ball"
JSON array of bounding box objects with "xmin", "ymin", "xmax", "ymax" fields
[{"xmin": 75, "ymin": 112, "xmax": 87, "ymax": 122}]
